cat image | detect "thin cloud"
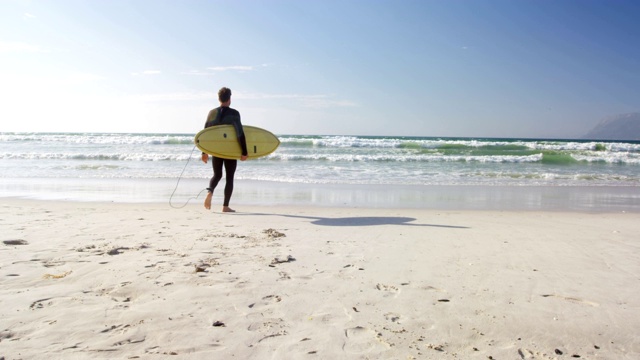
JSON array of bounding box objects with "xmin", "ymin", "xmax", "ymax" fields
[
  {"xmin": 236, "ymin": 92, "xmax": 358, "ymax": 108},
  {"xmin": 302, "ymin": 97, "xmax": 358, "ymax": 108},
  {"xmin": 183, "ymin": 64, "xmax": 269, "ymax": 76},
  {"xmin": 130, "ymin": 92, "xmax": 215, "ymax": 102},
  {"xmin": 68, "ymin": 73, "xmax": 106, "ymax": 83},
  {"xmin": 131, "ymin": 70, "xmax": 162, "ymax": 76},
  {"xmin": 207, "ymin": 65, "xmax": 255, "ymax": 72},
  {"xmin": 127, "ymin": 91, "xmax": 357, "ymax": 108},
  {"xmin": 181, "ymin": 70, "xmax": 216, "ymax": 76},
  {"xmin": 23, "ymin": 13, "xmax": 36, "ymax": 19},
  {"xmin": 0, "ymin": 41, "xmax": 44, "ymax": 53}
]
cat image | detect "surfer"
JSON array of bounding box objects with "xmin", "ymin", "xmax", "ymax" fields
[{"xmin": 201, "ymin": 87, "xmax": 248, "ymax": 212}]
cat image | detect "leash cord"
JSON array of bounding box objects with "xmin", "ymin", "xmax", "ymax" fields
[{"xmin": 169, "ymin": 144, "xmax": 207, "ymax": 209}]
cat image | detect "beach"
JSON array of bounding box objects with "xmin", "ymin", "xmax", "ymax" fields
[
  {"xmin": 4, "ymin": 0, "xmax": 640, "ymax": 357},
  {"xmin": 1, "ymin": 131, "xmax": 639, "ymax": 358},
  {"xmin": 2, "ymin": 198, "xmax": 638, "ymax": 359}
]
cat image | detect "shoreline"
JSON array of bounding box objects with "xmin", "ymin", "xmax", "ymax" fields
[
  {"xmin": 2, "ymin": 200, "xmax": 639, "ymax": 359},
  {"xmin": 1, "ymin": 177, "xmax": 639, "ymax": 212}
]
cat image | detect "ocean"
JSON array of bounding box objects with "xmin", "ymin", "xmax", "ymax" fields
[{"xmin": 1, "ymin": 132, "xmax": 639, "ymax": 211}]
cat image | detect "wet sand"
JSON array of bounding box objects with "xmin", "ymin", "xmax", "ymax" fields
[{"xmin": 2, "ymin": 177, "xmax": 640, "ymax": 212}]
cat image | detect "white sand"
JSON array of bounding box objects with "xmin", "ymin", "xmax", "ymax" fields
[{"xmin": 1, "ymin": 199, "xmax": 638, "ymax": 359}]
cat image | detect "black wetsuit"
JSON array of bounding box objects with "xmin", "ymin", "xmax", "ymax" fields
[{"xmin": 204, "ymin": 106, "xmax": 248, "ymax": 207}]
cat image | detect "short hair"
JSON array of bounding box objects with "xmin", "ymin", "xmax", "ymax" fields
[{"xmin": 218, "ymin": 87, "xmax": 232, "ymax": 103}]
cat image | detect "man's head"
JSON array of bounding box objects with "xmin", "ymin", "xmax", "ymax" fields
[{"xmin": 218, "ymin": 87, "xmax": 232, "ymax": 104}]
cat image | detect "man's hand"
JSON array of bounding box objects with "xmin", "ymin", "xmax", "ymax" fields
[
  {"xmin": 241, "ymin": 155, "xmax": 248, "ymax": 161},
  {"xmin": 201, "ymin": 153, "xmax": 209, "ymax": 164}
]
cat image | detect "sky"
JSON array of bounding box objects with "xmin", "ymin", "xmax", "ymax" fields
[{"xmin": 1, "ymin": 0, "xmax": 639, "ymax": 138}]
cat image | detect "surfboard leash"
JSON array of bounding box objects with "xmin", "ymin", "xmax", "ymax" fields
[{"xmin": 169, "ymin": 144, "xmax": 207, "ymax": 209}]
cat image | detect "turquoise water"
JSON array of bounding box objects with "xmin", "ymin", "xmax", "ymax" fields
[
  {"xmin": 1, "ymin": 132, "xmax": 639, "ymax": 209},
  {"xmin": 1, "ymin": 132, "xmax": 639, "ymax": 185}
]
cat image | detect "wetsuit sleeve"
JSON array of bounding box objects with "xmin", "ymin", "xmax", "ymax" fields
[
  {"xmin": 204, "ymin": 109, "xmax": 218, "ymax": 128},
  {"xmin": 202, "ymin": 109, "xmax": 214, "ymax": 154},
  {"xmin": 234, "ymin": 115, "xmax": 248, "ymax": 156}
]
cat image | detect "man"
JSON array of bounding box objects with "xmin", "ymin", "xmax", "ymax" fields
[{"xmin": 201, "ymin": 87, "xmax": 248, "ymax": 212}]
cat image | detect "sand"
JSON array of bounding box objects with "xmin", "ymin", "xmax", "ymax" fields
[{"xmin": 1, "ymin": 199, "xmax": 639, "ymax": 359}]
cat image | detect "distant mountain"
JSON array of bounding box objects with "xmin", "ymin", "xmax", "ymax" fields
[{"xmin": 582, "ymin": 113, "xmax": 640, "ymax": 141}]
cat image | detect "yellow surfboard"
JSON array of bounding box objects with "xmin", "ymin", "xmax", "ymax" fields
[{"xmin": 195, "ymin": 125, "xmax": 280, "ymax": 160}]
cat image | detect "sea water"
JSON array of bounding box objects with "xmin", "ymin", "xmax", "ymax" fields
[{"xmin": 1, "ymin": 132, "xmax": 639, "ymax": 210}]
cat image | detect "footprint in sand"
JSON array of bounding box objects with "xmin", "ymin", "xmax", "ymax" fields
[
  {"xmin": 518, "ymin": 348, "xmax": 535, "ymax": 359},
  {"xmin": 248, "ymin": 295, "xmax": 282, "ymax": 309},
  {"xmin": 422, "ymin": 285, "xmax": 446, "ymax": 292},
  {"xmin": 263, "ymin": 229, "xmax": 286, "ymax": 238},
  {"xmin": 112, "ymin": 333, "xmax": 146, "ymax": 346},
  {"xmin": 247, "ymin": 317, "xmax": 288, "ymax": 344},
  {"xmin": 375, "ymin": 283, "xmax": 400, "ymax": 297},
  {"xmin": 382, "ymin": 313, "xmax": 408, "ymax": 335},
  {"xmin": 384, "ymin": 312, "xmax": 401, "ymax": 323},
  {"xmin": 541, "ymin": 294, "xmax": 599, "ymax": 307},
  {"xmin": 247, "ymin": 317, "xmax": 286, "ymax": 332},
  {"xmin": 42, "ymin": 260, "xmax": 66, "ymax": 268},
  {"xmin": 0, "ymin": 329, "xmax": 17, "ymax": 341},
  {"xmin": 30, "ymin": 298, "xmax": 54, "ymax": 310},
  {"xmin": 100, "ymin": 324, "xmax": 131, "ymax": 334},
  {"xmin": 107, "ymin": 247, "xmax": 130, "ymax": 255},
  {"xmin": 90, "ymin": 282, "xmax": 136, "ymax": 304},
  {"xmin": 343, "ymin": 326, "xmax": 389, "ymax": 354}
]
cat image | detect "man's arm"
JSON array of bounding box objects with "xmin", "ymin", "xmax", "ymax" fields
[
  {"xmin": 204, "ymin": 109, "xmax": 218, "ymax": 128},
  {"xmin": 231, "ymin": 112, "xmax": 248, "ymax": 159},
  {"xmin": 236, "ymin": 131, "xmax": 248, "ymax": 156},
  {"xmin": 201, "ymin": 109, "xmax": 217, "ymax": 160}
]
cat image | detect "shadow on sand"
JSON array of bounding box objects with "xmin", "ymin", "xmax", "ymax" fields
[{"xmin": 236, "ymin": 212, "xmax": 469, "ymax": 228}]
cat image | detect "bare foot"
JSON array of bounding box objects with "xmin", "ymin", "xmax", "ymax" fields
[
  {"xmin": 204, "ymin": 192, "xmax": 212, "ymax": 210},
  {"xmin": 222, "ymin": 206, "xmax": 236, "ymax": 213}
]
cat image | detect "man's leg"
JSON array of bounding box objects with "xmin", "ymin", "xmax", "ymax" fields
[
  {"xmin": 205, "ymin": 157, "xmax": 224, "ymax": 210},
  {"xmin": 221, "ymin": 159, "xmax": 238, "ymax": 212}
]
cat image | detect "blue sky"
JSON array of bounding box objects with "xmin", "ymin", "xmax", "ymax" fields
[{"xmin": 1, "ymin": 0, "xmax": 639, "ymax": 137}]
